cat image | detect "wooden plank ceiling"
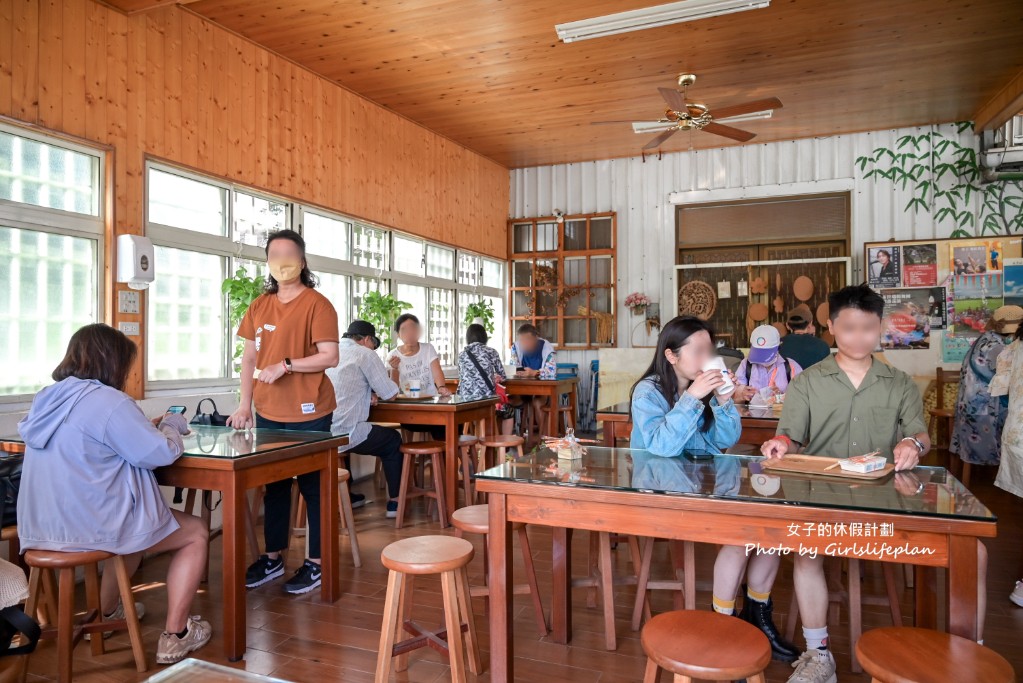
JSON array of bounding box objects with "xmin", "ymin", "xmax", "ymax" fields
[{"xmin": 104, "ymin": 0, "xmax": 1023, "ymax": 168}]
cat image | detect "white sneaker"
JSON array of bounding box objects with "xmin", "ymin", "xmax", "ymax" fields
[
  {"xmin": 1010, "ymin": 580, "xmax": 1023, "ymax": 607},
  {"xmin": 85, "ymin": 600, "xmax": 145, "ymax": 641},
  {"xmin": 787, "ymin": 649, "xmax": 837, "ymax": 683},
  {"xmin": 156, "ymin": 615, "xmax": 213, "ymax": 664}
]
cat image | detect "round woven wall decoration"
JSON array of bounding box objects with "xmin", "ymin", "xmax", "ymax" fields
[
  {"xmin": 678, "ymin": 280, "xmax": 717, "ymax": 320},
  {"xmin": 793, "ymin": 276, "xmax": 815, "ymax": 302},
  {"xmin": 772, "ymin": 322, "xmax": 788, "ymax": 337},
  {"xmin": 747, "ymin": 302, "xmax": 769, "ymax": 322},
  {"xmin": 816, "ymin": 302, "xmax": 830, "ymax": 327}
]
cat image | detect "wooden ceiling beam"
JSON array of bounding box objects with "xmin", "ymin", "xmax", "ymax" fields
[{"xmin": 974, "ymin": 67, "xmax": 1023, "ymax": 133}]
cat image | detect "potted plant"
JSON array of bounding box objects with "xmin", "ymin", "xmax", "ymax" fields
[
  {"xmin": 357, "ymin": 291, "xmax": 412, "ymax": 350},
  {"xmin": 221, "ymin": 266, "xmax": 266, "ymax": 372},
  {"xmin": 625, "ymin": 292, "xmax": 651, "ymax": 315},
  {"xmin": 463, "ymin": 300, "xmax": 495, "ymax": 334}
]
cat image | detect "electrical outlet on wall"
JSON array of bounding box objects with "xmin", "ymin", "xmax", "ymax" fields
[
  {"xmin": 118, "ymin": 322, "xmax": 140, "ymax": 337},
  {"xmin": 118, "ymin": 290, "xmax": 140, "ymax": 314}
]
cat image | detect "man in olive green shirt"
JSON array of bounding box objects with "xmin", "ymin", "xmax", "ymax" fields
[{"xmin": 761, "ymin": 285, "xmax": 933, "ymax": 683}]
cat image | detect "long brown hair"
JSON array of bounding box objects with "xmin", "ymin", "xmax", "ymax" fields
[{"xmin": 52, "ymin": 324, "xmax": 137, "ymax": 391}]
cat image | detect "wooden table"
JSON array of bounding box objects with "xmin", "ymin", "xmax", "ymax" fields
[
  {"xmin": 2, "ymin": 427, "xmax": 347, "ymax": 662},
  {"xmin": 504, "ymin": 377, "xmax": 580, "ymax": 437},
  {"xmin": 368, "ymin": 395, "xmax": 497, "ymax": 518},
  {"xmin": 476, "ymin": 446, "xmax": 997, "ymax": 680},
  {"xmin": 596, "ymin": 402, "xmax": 781, "ymax": 446}
]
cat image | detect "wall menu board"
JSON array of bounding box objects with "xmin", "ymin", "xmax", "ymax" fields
[{"xmin": 864, "ymin": 236, "xmax": 1023, "ymax": 360}]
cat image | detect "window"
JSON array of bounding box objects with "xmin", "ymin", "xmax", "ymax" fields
[
  {"xmin": 0, "ymin": 124, "xmax": 104, "ymax": 398},
  {"xmin": 234, "ymin": 190, "xmax": 288, "ymax": 247},
  {"xmin": 352, "ymin": 275, "xmax": 385, "ymax": 323},
  {"xmin": 429, "ymin": 288, "xmax": 455, "ymax": 364},
  {"xmin": 396, "ymin": 283, "xmax": 428, "ymax": 325},
  {"xmin": 147, "ymin": 168, "xmax": 226, "ymax": 235},
  {"xmin": 393, "ymin": 234, "xmax": 425, "ymax": 276},
  {"xmin": 508, "ymin": 212, "xmax": 616, "ymax": 348},
  {"xmin": 0, "ymin": 129, "xmax": 101, "ymax": 216},
  {"xmin": 458, "ymin": 253, "xmax": 481, "ymax": 286},
  {"xmin": 427, "ymin": 245, "xmax": 454, "ymax": 280},
  {"xmin": 353, "ymin": 224, "xmax": 388, "ymax": 270},
  {"xmin": 314, "ymin": 271, "xmax": 349, "ymax": 337},
  {"xmin": 304, "ymin": 211, "xmax": 350, "ymax": 261}
]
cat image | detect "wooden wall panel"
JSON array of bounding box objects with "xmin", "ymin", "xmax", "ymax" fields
[{"xmin": 1, "ymin": 0, "xmax": 509, "ymax": 397}]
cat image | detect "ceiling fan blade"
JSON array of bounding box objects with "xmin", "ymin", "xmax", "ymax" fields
[
  {"xmin": 658, "ymin": 87, "xmax": 686, "ymax": 112},
  {"xmin": 591, "ymin": 120, "xmax": 650, "ymax": 125},
  {"xmin": 642, "ymin": 127, "xmax": 679, "ymax": 150},
  {"xmin": 702, "ymin": 121, "xmax": 756, "ymax": 142},
  {"xmin": 712, "ymin": 97, "xmax": 783, "ymax": 121}
]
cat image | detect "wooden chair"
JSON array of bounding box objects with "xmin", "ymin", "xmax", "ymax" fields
[
  {"xmin": 927, "ymin": 366, "xmax": 959, "ymax": 463},
  {"xmin": 856, "ymin": 626, "xmax": 1014, "ymax": 683},
  {"xmin": 631, "ymin": 538, "xmax": 697, "ymax": 630},
  {"xmin": 451, "ymin": 504, "xmax": 547, "ymax": 636},
  {"xmin": 641, "ymin": 610, "xmax": 771, "ymax": 683},
  {"xmin": 396, "ymin": 442, "xmax": 448, "ymax": 529},
  {"xmin": 24, "ymin": 550, "xmax": 146, "ymax": 683},
  {"xmin": 375, "ymin": 536, "xmax": 481, "ymax": 683},
  {"xmin": 575, "ymin": 532, "xmax": 645, "ymax": 651},
  {"xmin": 785, "ymin": 557, "xmax": 903, "ymax": 673}
]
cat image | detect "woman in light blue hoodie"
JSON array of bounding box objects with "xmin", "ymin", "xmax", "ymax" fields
[
  {"xmin": 17, "ymin": 324, "xmax": 212, "ymax": 664},
  {"xmin": 629, "ymin": 316, "xmax": 798, "ymax": 664}
]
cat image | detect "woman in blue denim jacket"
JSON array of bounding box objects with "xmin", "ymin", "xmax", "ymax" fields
[{"xmin": 629, "ymin": 316, "xmax": 799, "ymax": 663}]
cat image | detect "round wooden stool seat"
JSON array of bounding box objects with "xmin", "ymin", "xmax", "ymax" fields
[
  {"xmin": 381, "ymin": 536, "xmax": 473, "ymax": 575},
  {"xmin": 338, "ymin": 468, "xmax": 351, "ymax": 483},
  {"xmin": 480, "ymin": 435, "xmax": 524, "ymax": 448},
  {"xmin": 400, "ymin": 440, "xmax": 446, "ymax": 455},
  {"xmin": 856, "ymin": 627, "xmax": 1014, "ymax": 683},
  {"xmin": 372, "ymin": 422, "xmax": 402, "ymax": 429},
  {"xmin": 458, "ymin": 435, "xmax": 479, "ymax": 445},
  {"xmin": 642, "ymin": 610, "xmax": 771, "ymax": 680},
  {"xmin": 1, "ymin": 526, "xmax": 18, "ymax": 542},
  {"xmin": 24, "ymin": 549, "xmax": 114, "ymax": 569},
  {"xmin": 451, "ymin": 505, "xmax": 524, "ymax": 535}
]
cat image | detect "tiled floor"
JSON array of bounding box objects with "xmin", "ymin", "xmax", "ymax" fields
[{"xmin": 17, "ymin": 451, "xmax": 1023, "ymax": 682}]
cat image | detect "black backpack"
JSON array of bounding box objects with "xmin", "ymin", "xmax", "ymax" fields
[{"xmin": 744, "ymin": 357, "xmax": 794, "ymax": 386}]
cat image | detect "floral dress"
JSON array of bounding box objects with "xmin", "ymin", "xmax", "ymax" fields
[
  {"xmin": 949, "ymin": 331, "xmax": 1008, "ymax": 465},
  {"xmin": 991, "ymin": 339, "xmax": 1023, "ymax": 497}
]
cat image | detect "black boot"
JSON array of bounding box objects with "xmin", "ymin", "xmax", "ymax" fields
[{"xmin": 738, "ymin": 596, "xmax": 800, "ymax": 663}]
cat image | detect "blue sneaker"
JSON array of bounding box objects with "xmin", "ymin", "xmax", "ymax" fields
[
  {"xmin": 283, "ymin": 560, "xmax": 322, "ymax": 595},
  {"xmin": 386, "ymin": 500, "xmax": 398, "ymax": 518},
  {"xmin": 245, "ymin": 554, "xmax": 284, "ymax": 589}
]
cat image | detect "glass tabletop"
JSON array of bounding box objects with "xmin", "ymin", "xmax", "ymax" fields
[
  {"xmin": 180, "ymin": 426, "xmax": 344, "ymax": 459},
  {"xmin": 378, "ymin": 395, "xmax": 495, "ymax": 405},
  {"xmin": 145, "ymin": 658, "xmax": 293, "ymax": 682},
  {"xmin": 596, "ymin": 401, "xmax": 780, "ymax": 421},
  {"xmin": 476, "ymin": 445, "xmax": 996, "ymax": 521}
]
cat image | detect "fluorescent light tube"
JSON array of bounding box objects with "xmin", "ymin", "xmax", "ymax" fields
[
  {"xmin": 556, "ymin": 0, "xmax": 770, "ymax": 43},
  {"xmin": 631, "ymin": 109, "xmax": 772, "ymax": 134}
]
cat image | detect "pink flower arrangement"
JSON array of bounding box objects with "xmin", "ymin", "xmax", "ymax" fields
[{"xmin": 624, "ymin": 292, "xmax": 651, "ymax": 314}]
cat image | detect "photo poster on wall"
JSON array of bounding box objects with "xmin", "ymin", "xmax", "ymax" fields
[
  {"xmin": 867, "ymin": 245, "xmax": 902, "ymax": 287},
  {"xmin": 942, "ymin": 333, "xmax": 974, "ymax": 363},
  {"xmin": 901, "ymin": 243, "xmax": 939, "ymax": 286},
  {"xmin": 880, "ymin": 288, "xmax": 945, "ymax": 350},
  {"xmin": 949, "ymin": 240, "xmax": 1004, "ymax": 338},
  {"xmin": 1004, "ymin": 258, "xmax": 1023, "ymax": 307}
]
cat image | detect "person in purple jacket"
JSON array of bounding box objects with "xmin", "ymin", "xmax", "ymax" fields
[{"xmin": 16, "ymin": 324, "xmax": 212, "ymax": 665}]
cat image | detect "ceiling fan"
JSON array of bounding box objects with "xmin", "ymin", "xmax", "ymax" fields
[{"xmin": 594, "ymin": 73, "xmax": 782, "ymax": 149}]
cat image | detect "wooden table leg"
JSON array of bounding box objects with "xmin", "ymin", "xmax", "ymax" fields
[
  {"xmin": 947, "ymin": 535, "xmax": 979, "ymax": 640},
  {"xmin": 552, "ymin": 526, "xmax": 573, "ymax": 644},
  {"xmin": 444, "ymin": 416, "xmax": 457, "ymax": 520},
  {"xmin": 602, "ymin": 421, "xmax": 614, "ymax": 447},
  {"xmin": 221, "ymin": 479, "xmax": 248, "ymax": 661},
  {"xmin": 914, "ymin": 565, "xmax": 937, "ymax": 630},
  {"xmin": 488, "ymin": 493, "xmax": 513, "ymax": 681},
  {"xmin": 547, "ymin": 388, "xmax": 558, "ymax": 437},
  {"xmin": 320, "ymin": 448, "xmax": 341, "ymax": 603}
]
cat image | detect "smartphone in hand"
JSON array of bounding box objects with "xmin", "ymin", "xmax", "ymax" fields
[{"xmin": 167, "ymin": 405, "xmax": 187, "ymax": 415}]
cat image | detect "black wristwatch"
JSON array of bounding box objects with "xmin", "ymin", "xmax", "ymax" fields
[{"xmin": 284, "ymin": 358, "xmax": 293, "ymax": 374}]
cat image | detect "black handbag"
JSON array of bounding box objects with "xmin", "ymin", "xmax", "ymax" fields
[
  {"xmin": 0, "ymin": 455, "xmax": 22, "ymax": 529},
  {"xmin": 189, "ymin": 398, "xmax": 229, "ymax": 427},
  {"xmin": 0, "ymin": 605, "xmax": 39, "ymax": 656}
]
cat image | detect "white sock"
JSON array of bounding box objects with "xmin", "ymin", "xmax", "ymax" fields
[{"xmin": 803, "ymin": 625, "xmax": 829, "ymax": 651}]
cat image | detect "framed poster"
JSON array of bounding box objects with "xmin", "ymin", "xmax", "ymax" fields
[
  {"xmin": 880, "ymin": 288, "xmax": 944, "ymax": 349},
  {"xmin": 1004, "ymin": 258, "xmax": 1023, "ymax": 307},
  {"xmin": 867, "ymin": 246, "xmax": 902, "ymax": 287}
]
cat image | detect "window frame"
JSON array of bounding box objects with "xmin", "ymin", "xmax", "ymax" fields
[
  {"xmin": 0, "ymin": 122, "xmax": 106, "ymax": 403},
  {"xmin": 508, "ymin": 211, "xmax": 616, "ymax": 349}
]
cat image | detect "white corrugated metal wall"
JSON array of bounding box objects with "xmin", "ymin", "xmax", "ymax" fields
[{"xmin": 509, "ymin": 123, "xmax": 981, "ymax": 418}]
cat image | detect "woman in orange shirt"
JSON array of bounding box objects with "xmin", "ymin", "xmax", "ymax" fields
[{"xmin": 227, "ymin": 229, "xmax": 340, "ymax": 595}]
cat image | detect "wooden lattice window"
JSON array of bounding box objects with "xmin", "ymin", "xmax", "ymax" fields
[{"xmin": 508, "ymin": 212, "xmax": 616, "ymax": 349}]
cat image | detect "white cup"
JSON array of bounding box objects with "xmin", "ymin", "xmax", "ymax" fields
[
  {"xmin": 408, "ymin": 380, "xmax": 421, "ymax": 398},
  {"xmin": 701, "ymin": 357, "xmax": 734, "ymax": 395}
]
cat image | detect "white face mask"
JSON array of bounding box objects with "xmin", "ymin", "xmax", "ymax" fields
[{"xmin": 268, "ymin": 260, "xmax": 302, "ymax": 283}]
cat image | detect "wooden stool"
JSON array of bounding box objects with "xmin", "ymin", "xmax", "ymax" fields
[
  {"xmin": 451, "ymin": 505, "xmax": 548, "ymax": 636},
  {"xmin": 641, "ymin": 610, "xmax": 770, "ymax": 683},
  {"xmin": 396, "ymin": 442, "xmax": 448, "ymax": 529},
  {"xmin": 785, "ymin": 557, "xmax": 903, "ymax": 673},
  {"xmin": 856, "ymin": 626, "xmax": 1014, "ymax": 683},
  {"xmin": 289, "ymin": 469, "xmax": 362, "ymax": 568},
  {"xmin": 24, "ymin": 550, "xmax": 146, "ymax": 683},
  {"xmin": 457, "ymin": 435, "xmax": 480, "ymax": 505},
  {"xmin": 632, "ymin": 538, "xmax": 696, "ymax": 630},
  {"xmin": 479, "ymin": 435, "xmax": 525, "ymax": 471},
  {"xmin": 375, "ymin": 536, "xmax": 481, "ymax": 683},
  {"xmin": 541, "ymin": 402, "xmax": 577, "ymax": 435},
  {"xmin": 575, "ymin": 532, "xmax": 645, "ymax": 651}
]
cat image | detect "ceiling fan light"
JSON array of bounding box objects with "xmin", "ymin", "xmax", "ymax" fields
[{"xmin": 555, "ymin": 0, "xmax": 771, "ymax": 43}]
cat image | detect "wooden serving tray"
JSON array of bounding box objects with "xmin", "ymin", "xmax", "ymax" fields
[
  {"xmin": 388, "ymin": 394, "xmax": 436, "ymax": 402},
  {"xmin": 760, "ymin": 454, "xmax": 895, "ymax": 480}
]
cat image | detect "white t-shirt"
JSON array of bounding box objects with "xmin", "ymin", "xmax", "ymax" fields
[{"xmin": 386, "ymin": 343, "xmax": 440, "ymax": 395}]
